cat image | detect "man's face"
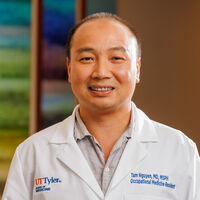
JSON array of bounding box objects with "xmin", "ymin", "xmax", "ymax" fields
[{"xmin": 67, "ymin": 18, "xmax": 140, "ymax": 112}]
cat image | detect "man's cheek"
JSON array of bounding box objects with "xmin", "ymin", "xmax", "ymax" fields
[{"xmin": 116, "ymin": 70, "xmax": 135, "ymax": 83}]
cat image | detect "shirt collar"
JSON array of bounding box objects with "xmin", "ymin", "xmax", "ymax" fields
[
  {"xmin": 74, "ymin": 104, "xmax": 135, "ymax": 142},
  {"xmin": 49, "ymin": 102, "xmax": 158, "ymax": 144},
  {"xmin": 74, "ymin": 108, "xmax": 92, "ymax": 141}
]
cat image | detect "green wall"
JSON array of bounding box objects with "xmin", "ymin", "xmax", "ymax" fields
[{"xmin": 87, "ymin": 0, "xmax": 116, "ymax": 15}]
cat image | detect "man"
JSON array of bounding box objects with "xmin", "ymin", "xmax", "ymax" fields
[{"xmin": 2, "ymin": 13, "xmax": 200, "ymax": 200}]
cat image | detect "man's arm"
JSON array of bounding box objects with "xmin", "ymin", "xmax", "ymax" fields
[
  {"xmin": 189, "ymin": 144, "xmax": 200, "ymax": 200},
  {"xmin": 2, "ymin": 148, "xmax": 30, "ymax": 200},
  {"xmin": 194, "ymin": 145, "xmax": 200, "ymax": 199}
]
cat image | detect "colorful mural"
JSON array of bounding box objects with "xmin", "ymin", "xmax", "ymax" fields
[
  {"xmin": 41, "ymin": 0, "xmax": 75, "ymax": 128},
  {"xmin": 0, "ymin": 0, "xmax": 31, "ymax": 195}
]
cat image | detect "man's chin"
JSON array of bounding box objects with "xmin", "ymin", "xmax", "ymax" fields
[
  {"xmin": 86, "ymin": 101, "xmax": 127, "ymax": 114},
  {"xmin": 79, "ymin": 101, "xmax": 115, "ymax": 112}
]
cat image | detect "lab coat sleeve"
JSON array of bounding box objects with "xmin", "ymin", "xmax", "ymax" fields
[
  {"xmin": 2, "ymin": 147, "xmax": 30, "ymax": 200},
  {"xmin": 188, "ymin": 144, "xmax": 200, "ymax": 200},
  {"xmin": 194, "ymin": 145, "xmax": 200, "ymax": 200}
]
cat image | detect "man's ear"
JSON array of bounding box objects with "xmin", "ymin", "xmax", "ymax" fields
[
  {"xmin": 66, "ymin": 58, "xmax": 71, "ymax": 83},
  {"xmin": 136, "ymin": 57, "xmax": 141, "ymax": 84}
]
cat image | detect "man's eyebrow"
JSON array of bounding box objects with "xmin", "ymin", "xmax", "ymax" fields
[
  {"xmin": 76, "ymin": 47, "xmax": 94, "ymax": 54},
  {"xmin": 75, "ymin": 46, "xmax": 127, "ymax": 54},
  {"xmin": 108, "ymin": 46, "xmax": 127, "ymax": 52}
]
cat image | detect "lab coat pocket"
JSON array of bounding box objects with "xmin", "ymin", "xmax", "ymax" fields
[{"xmin": 125, "ymin": 194, "xmax": 170, "ymax": 200}]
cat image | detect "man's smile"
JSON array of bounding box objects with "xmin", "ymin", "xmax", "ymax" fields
[
  {"xmin": 88, "ymin": 85, "xmax": 115, "ymax": 96},
  {"xmin": 88, "ymin": 87, "xmax": 115, "ymax": 91}
]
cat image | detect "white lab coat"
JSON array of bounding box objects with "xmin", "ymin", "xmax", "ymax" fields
[{"xmin": 2, "ymin": 104, "xmax": 200, "ymax": 200}]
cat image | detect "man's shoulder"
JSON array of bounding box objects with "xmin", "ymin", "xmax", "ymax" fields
[
  {"xmin": 152, "ymin": 120, "xmax": 194, "ymax": 145},
  {"xmin": 151, "ymin": 120, "xmax": 197, "ymax": 158},
  {"xmin": 134, "ymin": 104, "xmax": 196, "ymax": 155},
  {"xmin": 17, "ymin": 114, "xmax": 74, "ymax": 152}
]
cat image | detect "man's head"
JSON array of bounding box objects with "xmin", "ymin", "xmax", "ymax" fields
[
  {"xmin": 66, "ymin": 12, "xmax": 141, "ymax": 62},
  {"xmin": 66, "ymin": 12, "xmax": 141, "ymax": 113}
]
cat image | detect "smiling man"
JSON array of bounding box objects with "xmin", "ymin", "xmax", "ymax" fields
[
  {"xmin": 66, "ymin": 14, "xmax": 140, "ymax": 161},
  {"xmin": 2, "ymin": 13, "xmax": 200, "ymax": 200}
]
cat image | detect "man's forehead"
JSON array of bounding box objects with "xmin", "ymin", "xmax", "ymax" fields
[
  {"xmin": 70, "ymin": 18, "xmax": 137, "ymax": 57},
  {"xmin": 73, "ymin": 18, "xmax": 134, "ymax": 39}
]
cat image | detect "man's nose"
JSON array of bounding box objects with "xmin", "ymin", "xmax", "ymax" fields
[{"xmin": 91, "ymin": 58, "xmax": 112, "ymax": 79}]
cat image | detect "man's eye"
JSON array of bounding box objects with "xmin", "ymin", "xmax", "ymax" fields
[
  {"xmin": 112, "ymin": 57, "xmax": 123, "ymax": 60},
  {"xmin": 112, "ymin": 57, "xmax": 124, "ymax": 61},
  {"xmin": 80, "ymin": 57, "xmax": 93, "ymax": 61}
]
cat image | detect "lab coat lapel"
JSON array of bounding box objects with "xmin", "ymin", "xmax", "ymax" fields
[
  {"xmin": 107, "ymin": 103, "xmax": 158, "ymax": 193},
  {"xmin": 57, "ymin": 143, "xmax": 104, "ymax": 199},
  {"xmin": 107, "ymin": 138, "xmax": 148, "ymax": 192},
  {"xmin": 49, "ymin": 107, "xmax": 104, "ymax": 199}
]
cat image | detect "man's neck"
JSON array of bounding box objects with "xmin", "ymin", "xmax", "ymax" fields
[{"xmin": 79, "ymin": 103, "xmax": 132, "ymax": 160}]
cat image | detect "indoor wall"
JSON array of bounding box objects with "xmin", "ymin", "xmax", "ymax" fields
[{"xmin": 117, "ymin": 0, "xmax": 200, "ymax": 150}]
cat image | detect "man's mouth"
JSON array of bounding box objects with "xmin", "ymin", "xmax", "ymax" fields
[{"xmin": 88, "ymin": 87, "xmax": 114, "ymax": 91}]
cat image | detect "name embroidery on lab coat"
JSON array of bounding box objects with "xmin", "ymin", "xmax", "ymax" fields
[
  {"xmin": 130, "ymin": 172, "xmax": 176, "ymax": 189},
  {"xmin": 34, "ymin": 177, "xmax": 62, "ymax": 193}
]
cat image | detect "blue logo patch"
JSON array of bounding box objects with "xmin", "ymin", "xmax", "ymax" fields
[{"xmin": 35, "ymin": 177, "xmax": 62, "ymax": 193}]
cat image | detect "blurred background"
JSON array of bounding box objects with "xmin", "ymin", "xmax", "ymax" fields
[{"xmin": 0, "ymin": 0, "xmax": 199, "ymax": 197}]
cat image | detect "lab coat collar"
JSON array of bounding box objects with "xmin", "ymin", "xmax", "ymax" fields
[
  {"xmin": 132, "ymin": 102, "xmax": 158, "ymax": 143},
  {"xmin": 105, "ymin": 103, "xmax": 158, "ymax": 195},
  {"xmin": 49, "ymin": 105, "xmax": 79, "ymax": 144},
  {"xmin": 49, "ymin": 102, "xmax": 158, "ymax": 198},
  {"xmin": 49, "ymin": 102, "xmax": 158, "ymax": 144},
  {"xmin": 49, "ymin": 105, "xmax": 104, "ymax": 198}
]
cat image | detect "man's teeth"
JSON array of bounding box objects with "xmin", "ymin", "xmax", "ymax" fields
[{"xmin": 90, "ymin": 87, "xmax": 113, "ymax": 91}]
